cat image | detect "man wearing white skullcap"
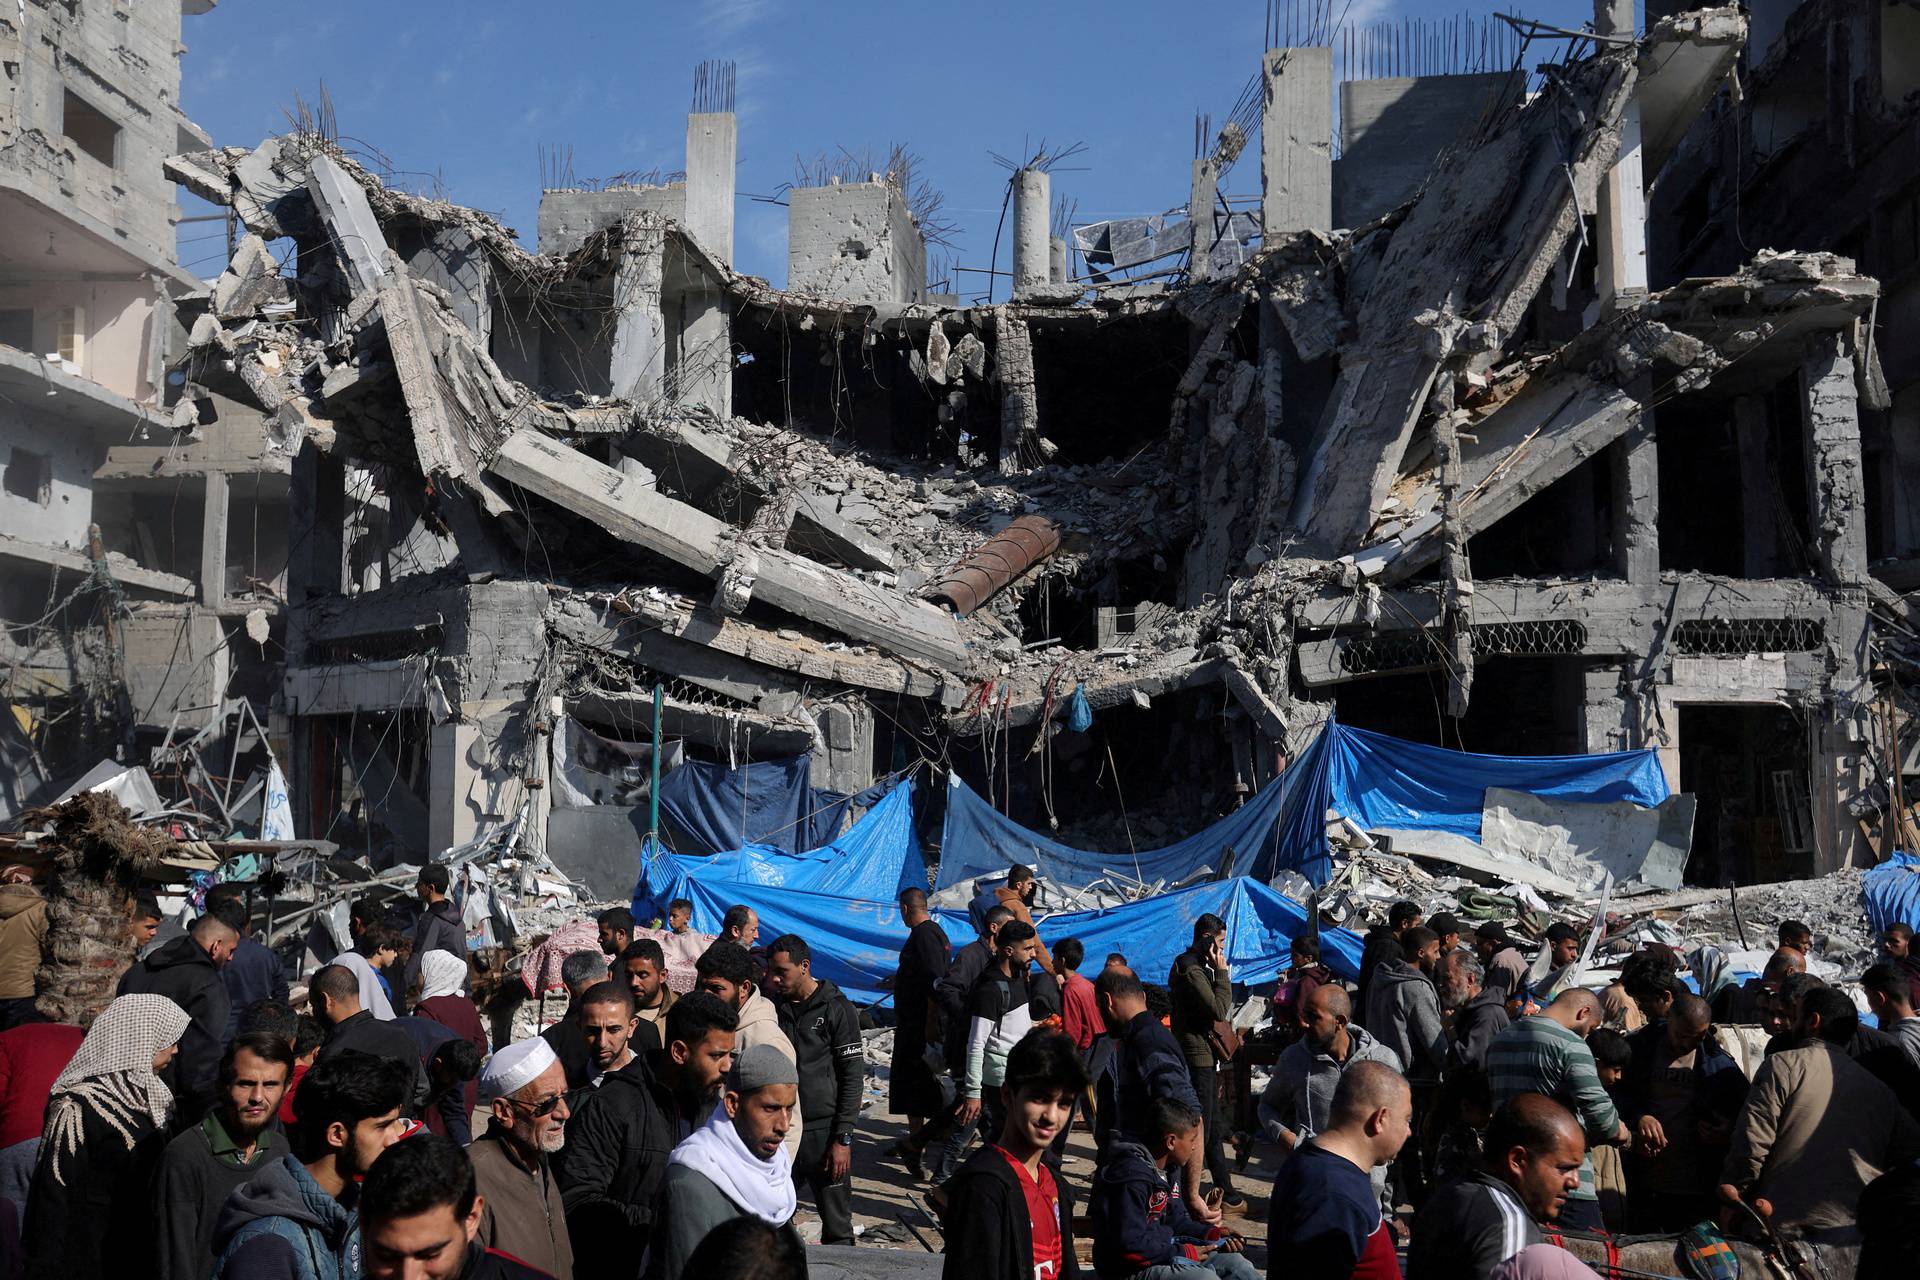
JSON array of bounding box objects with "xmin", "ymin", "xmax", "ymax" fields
[{"xmin": 468, "ymin": 1038, "xmax": 574, "ymax": 1280}]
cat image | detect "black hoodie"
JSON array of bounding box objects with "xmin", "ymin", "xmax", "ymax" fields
[
  {"xmin": 117, "ymin": 933, "xmax": 230, "ymax": 1118},
  {"xmin": 940, "ymin": 1144, "xmax": 1079, "ymax": 1280},
  {"xmin": 551, "ymin": 1054, "xmax": 676, "ymax": 1280},
  {"xmin": 776, "ymin": 979, "xmax": 862, "ymax": 1137}
]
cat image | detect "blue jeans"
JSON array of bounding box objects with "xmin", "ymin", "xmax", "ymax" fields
[{"xmin": 1126, "ymin": 1253, "xmax": 1260, "ymax": 1280}]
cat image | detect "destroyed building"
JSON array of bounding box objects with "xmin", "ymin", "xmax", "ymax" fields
[
  {"xmin": 0, "ymin": 0, "xmax": 291, "ymax": 827},
  {"xmin": 7, "ymin": 2, "xmax": 1916, "ymax": 903}
]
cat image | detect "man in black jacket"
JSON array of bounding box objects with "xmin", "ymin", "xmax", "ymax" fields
[
  {"xmin": 405, "ymin": 866, "xmax": 467, "ymax": 1012},
  {"xmin": 311, "ymin": 964, "xmax": 430, "ymax": 1112},
  {"xmin": 766, "ymin": 933, "xmax": 862, "ymax": 1247},
  {"xmin": 155, "ymin": 1033, "xmax": 292, "ymax": 1280},
  {"xmin": 118, "ymin": 902, "xmax": 241, "ymax": 1120},
  {"xmin": 933, "ymin": 905, "xmax": 1012, "ymax": 1073},
  {"xmin": 361, "ymin": 1132, "xmax": 553, "ymax": 1280},
  {"xmin": 1093, "ymin": 967, "xmax": 1217, "ymax": 1228},
  {"xmin": 206, "ymin": 886, "xmax": 288, "ymax": 1043},
  {"xmin": 1441, "ymin": 951, "xmax": 1509, "ymax": 1072}
]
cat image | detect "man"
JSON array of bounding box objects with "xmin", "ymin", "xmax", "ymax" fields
[
  {"xmin": 1430, "ymin": 912, "xmax": 1464, "ymax": 957},
  {"xmin": 1366, "ymin": 925, "xmax": 1448, "ymax": 1082},
  {"xmin": 1258, "ymin": 985, "xmax": 1402, "ymax": 1151},
  {"xmin": 1486, "ymin": 989, "xmax": 1630, "ymax": 1231},
  {"xmin": 1864, "ymin": 962, "xmax": 1920, "ymax": 1069},
  {"xmin": 1441, "ymin": 951, "xmax": 1508, "ymax": 1073},
  {"xmin": 1093, "ymin": 966, "xmax": 1217, "ymax": 1227},
  {"xmin": 333, "ymin": 910, "xmax": 400, "ymax": 1020},
  {"xmin": 1883, "ymin": 922, "xmax": 1920, "ymax": 1005},
  {"xmin": 1778, "ymin": 919, "xmax": 1812, "ymax": 958},
  {"xmin": 890, "ymin": 888, "xmax": 950, "ymax": 1164},
  {"xmin": 1265, "ymin": 1061, "xmax": 1409, "ymax": 1278},
  {"xmin": 1168, "ymin": 913, "xmax": 1241, "ymax": 1212},
  {"xmin": 560, "ymin": 988, "xmax": 735, "ymax": 1269},
  {"xmin": 696, "ymin": 940, "xmax": 802, "ymax": 1158},
  {"xmin": 721, "ymin": 905, "xmax": 760, "ymax": 950},
  {"xmin": 204, "ymin": 885, "xmax": 288, "ymax": 1044},
  {"xmin": 934, "ymin": 905, "xmax": 1012, "ymax": 1076},
  {"xmin": 544, "ymin": 950, "xmax": 619, "ymax": 1092},
  {"xmin": 1474, "ymin": 924, "xmax": 1528, "ymax": 1003},
  {"xmin": 118, "ymin": 900, "xmax": 240, "ymax": 1119},
  {"xmin": 406, "ymin": 865, "xmax": 467, "ymax": 1011},
  {"xmin": 130, "ymin": 894, "xmax": 164, "ymax": 955},
  {"xmin": 1356, "ymin": 901, "xmax": 1420, "ymax": 1018},
  {"xmin": 157, "ymin": 1033, "xmax": 294, "ymax": 1280},
  {"xmin": 1717, "ymin": 948, "xmax": 1802, "ymax": 1025},
  {"xmin": 471, "ymin": 1039, "xmax": 575, "ymax": 1280},
  {"xmin": 361, "ymin": 1134, "xmax": 550, "ymax": 1280},
  {"xmin": 1722, "ymin": 985, "xmax": 1920, "ymax": 1236},
  {"xmin": 393, "ymin": 1017, "xmax": 484, "ymax": 1143},
  {"xmin": 1765, "ymin": 970, "xmax": 1920, "ymax": 1110},
  {"xmin": 1054, "ymin": 937, "xmax": 1098, "ymax": 1053},
  {"xmin": 993, "ymin": 864, "xmax": 1052, "ymax": 968},
  {"xmin": 618, "ymin": 939, "xmax": 676, "ymax": 1041},
  {"xmin": 650, "ymin": 1044, "xmax": 801, "ymax": 1280},
  {"xmin": 1615, "ymin": 992, "xmax": 1747, "ymax": 1231},
  {"xmin": 766, "ymin": 934, "xmax": 861, "ymax": 1247},
  {"xmin": 1529, "ymin": 923, "xmax": 1584, "ymax": 1003},
  {"xmin": 212, "ymin": 1051, "xmax": 413, "ymax": 1280},
  {"xmin": 597, "ymin": 908, "xmax": 633, "ymax": 958},
  {"xmin": 1409, "ymin": 1094, "xmax": 1588, "ymax": 1280},
  {"xmin": 311, "ymin": 963, "xmax": 429, "ymax": 1111},
  {"xmin": 576, "ymin": 981, "xmax": 641, "ymax": 1085}
]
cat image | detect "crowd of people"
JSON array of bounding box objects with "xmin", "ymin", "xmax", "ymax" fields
[{"xmin": 4, "ymin": 860, "xmax": 1920, "ymax": 1280}]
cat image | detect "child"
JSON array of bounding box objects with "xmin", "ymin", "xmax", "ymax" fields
[
  {"xmin": 666, "ymin": 898, "xmax": 693, "ymax": 934},
  {"xmin": 942, "ymin": 1030, "xmax": 1088, "ymax": 1280},
  {"xmin": 1588, "ymin": 1027, "xmax": 1633, "ymax": 1232},
  {"xmin": 1090, "ymin": 1097, "xmax": 1254, "ymax": 1280}
]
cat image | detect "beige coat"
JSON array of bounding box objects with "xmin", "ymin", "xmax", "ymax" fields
[
  {"xmin": 469, "ymin": 1127, "xmax": 575, "ymax": 1280},
  {"xmin": 0, "ymin": 884, "xmax": 46, "ymax": 1001},
  {"xmin": 1722, "ymin": 1040, "xmax": 1920, "ymax": 1231}
]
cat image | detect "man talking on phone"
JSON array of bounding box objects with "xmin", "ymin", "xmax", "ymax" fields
[{"xmin": 1169, "ymin": 914, "xmax": 1245, "ymax": 1215}]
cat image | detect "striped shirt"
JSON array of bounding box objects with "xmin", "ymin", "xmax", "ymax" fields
[{"xmin": 1487, "ymin": 1014, "xmax": 1620, "ymax": 1201}]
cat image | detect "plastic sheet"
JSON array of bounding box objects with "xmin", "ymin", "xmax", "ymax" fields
[
  {"xmin": 1863, "ymin": 851, "xmax": 1920, "ymax": 933},
  {"xmin": 656, "ymin": 755, "xmax": 856, "ymax": 856}
]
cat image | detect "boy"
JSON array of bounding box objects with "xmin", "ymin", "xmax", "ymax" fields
[
  {"xmin": 942, "ymin": 1031, "xmax": 1087, "ymax": 1280},
  {"xmin": 1587, "ymin": 1027, "xmax": 1632, "ymax": 1232},
  {"xmin": 667, "ymin": 899, "xmax": 694, "ymax": 934},
  {"xmin": 1091, "ymin": 1097, "xmax": 1253, "ymax": 1280},
  {"xmin": 939, "ymin": 918, "xmax": 1039, "ymax": 1177}
]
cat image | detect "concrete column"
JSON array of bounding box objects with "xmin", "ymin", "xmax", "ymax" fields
[
  {"xmin": 428, "ymin": 716, "xmax": 482, "ymax": 857},
  {"xmin": 610, "ymin": 219, "xmax": 667, "ymax": 402},
  {"xmin": 677, "ymin": 289, "xmax": 732, "ymax": 418},
  {"xmin": 1732, "ymin": 395, "xmax": 1784, "ymax": 575},
  {"xmin": 1812, "ymin": 598, "xmax": 1873, "ymax": 872},
  {"xmin": 1049, "ymin": 236, "xmax": 1067, "ymax": 285},
  {"xmin": 1190, "ymin": 156, "xmax": 1219, "ymax": 282},
  {"xmin": 685, "ymin": 112, "xmax": 736, "ymax": 266},
  {"xmin": 1593, "ymin": 0, "xmax": 1648, "ymax": 309},
  {"xmin": 200, "ymin": 470, "xmax": 229, "ymax": 607},
  {"xmin": 807, "ymin": 699, "xmax": 875, "ymax": 796},
  {"xmin": 1800, "ymin": 332, "xmax": 1868, "ymax": 585},
  {"xmin": 1011, "ymin": 168, "xmax": 1051, "ymax": 297},
  {"xmin": 1579, "ymin": 664, "xmax": 1635, "ymax": 754},
  {"xmin": 996, "ymin": 310, "xmax": 1038, "ymax": 475},
  {"xmin": 286, "ymin": 443, "xmax": 345, "ymax": 662},
  {"xmin": 1261, "ymin": 47, "xmax": 1333, "ymax": 236},
  {"xmin": 1609, "ymin": 412, "xmax": 1659, "ymax": 582}
]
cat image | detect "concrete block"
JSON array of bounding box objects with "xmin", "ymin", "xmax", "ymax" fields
[
  {"xmin": 537, "ymin": 186, "xmax": 685, "ymax": 255},
  {"xmin": 787, "ymin": 182, "xmax": 926, "ymax": 304},
  {"xmin": 307, "ymin": 156, "xmax": 391, "ymax": 295}
]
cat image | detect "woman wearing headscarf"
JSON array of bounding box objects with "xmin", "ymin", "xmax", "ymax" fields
[
  {"xmin": 413, "ymin": 950, "xmax": 487, "ymax": 1059},
  {"xmin": 24, "ymin": 993, "xmax": 190, "ymax": 1280}
]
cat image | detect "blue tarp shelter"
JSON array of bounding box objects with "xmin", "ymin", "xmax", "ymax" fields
[
  {"xmin": 1864, "ymin": 852, "xmax": 1920, "ymax": 933},
  {"xmin": 667, "ymin": 873, "xmax": 1363, "ymax": 1005},
  {"xmin": 657, "ymin": 755, "xmax": 869, "ymax": 857},
  {"xmin": 634, "ymin": 778, "xmax": 920, "ymax": 919}
]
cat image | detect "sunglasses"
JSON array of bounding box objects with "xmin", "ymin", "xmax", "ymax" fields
[{"xmin": 506, "ymin": 1092, "xmax": 564, "ymax": 1118}]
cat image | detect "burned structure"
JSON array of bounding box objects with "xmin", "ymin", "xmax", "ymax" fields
[
  {"xmin": 9, "ymin": 2, "xmax": 1911, "ymax": 897},
  {"xmin": 0, "ymin": 0, "xmax": 291, "ymax": 828}
]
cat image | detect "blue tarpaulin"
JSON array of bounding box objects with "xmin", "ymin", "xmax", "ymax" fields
[
  {"xmin": 940, "ymin": 717, "xmax": 1672, "ymax": 891},
  {"xmin": 657, "ymin": 755, "xmax": 859, "ymax": 856},
  {"xmin": 1864, "ymin": 852, "xmax": 1920, "ymax": 933},
  {"xmin": 935, "ymin": 764, "xmax": 1311, "ymax": 892},
  {"xmin": 635, "ymin": 778, "xmax": 921, "ymax": 919},
  {"xmin": 667, "ymin": 873, "xmax": 1364, "ymax": 1005}
]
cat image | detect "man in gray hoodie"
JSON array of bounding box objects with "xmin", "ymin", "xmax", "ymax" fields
[
  {"xmin": 1253, "ymin": 984, "xmax": 1400, "ymax": 1210},
  {"xmin": 1364, "ymin": 926, "xmax": 1449, "ymax": 1084}
]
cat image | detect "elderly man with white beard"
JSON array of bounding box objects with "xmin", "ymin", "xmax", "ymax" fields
[{"xmin": 469, "ymin": 1038, "xmax": 574, "ymax": 1280}]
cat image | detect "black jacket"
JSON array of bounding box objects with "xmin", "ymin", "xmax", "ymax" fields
[
  {"xmin": 1449, "ymin": 987, "xmax": 1511, "ymax": 1072},
  {"xmin": 23, "ymin": 1101, "xmax": 166, "ymax": 1280},
  {"xmin": 1354, "ymin": 926, "xmax": 1402, "ymax": 1025},
  {"xmin": 777, "ymin": 979, "xmax": 863, "ymax": 1137},
  {"xmin": 1619, "ymin": 1021, "xmax": 1748, "ymax": 1132},
  {"xmin": 1095, "ymin": 1010, "xmax": 1198, "ymax": 1152},
  {"xmin": 935, "ymin": 938, "xmax": 992, "ymax": 1073},
  {"xmin": 221, "ymin": 938, "xmax": 289, "ymax": 1042},
  {"xmin": 316, "ymin": 1010, "xmax": 430, "ymax": 1111},
  {"xmin": 154, "ymin": 1115, "xmax": 283, "ymax": 1280},
  {"xmin": 402, "ymin": 899, "xmax": 466, "ymax": 1011},
  {"xmin": 117, "ymin": 934, "xmax": 230, "ymax": 1119},
  {"xmin": 1088, "ymin": 1140, "xmax": 1213, "ymax": 1276},
  {"xmin": 551, "ymin": 1055, "xmax": 675, "ymax": 1280},
  {"xmin": 940, "ymin": 1143, "xmax": 1079, "ymax": 1280}
]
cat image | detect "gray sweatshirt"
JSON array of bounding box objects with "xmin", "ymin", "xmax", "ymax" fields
[{"xmin": 1364, "ymin": 960, "xmax": 1449, "ymax": 1081}]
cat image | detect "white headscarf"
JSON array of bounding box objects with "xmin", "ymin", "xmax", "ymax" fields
[
  {"xmin": 419, "ymin": 950, "xmax": 467, "ymax": 1002},
  {"xmin": 667, "ymin": 1095, "xmax": 796, "ymax": 1225},
  {"xmin": 44, "ymin": 993, "xmax": 190, "ymax": 1183}
]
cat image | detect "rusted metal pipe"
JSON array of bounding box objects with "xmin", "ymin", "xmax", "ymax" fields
[{"xmin": 928, "ymin": 515, "xmax": 1061, "ymax": 615}]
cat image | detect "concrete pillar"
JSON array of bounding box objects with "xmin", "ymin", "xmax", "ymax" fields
[
  {"xmin": 1012, "ymin": 168, "xmax": 1050, "ymax": 297},
  {"xmin": 1261, "ymin": 47, "xmax": 1333, "ymax": 236},
  {"xmin": 996, "ymin": 310, "xmax": 1038, "ymax": 475},
  {"xmin": 200, "ymin": 471, "xmax": 229, "ymax": 608},
  {"xmin": 1190, "ymin": 157, "xmax": 1219, "ymax": 281},
  {"xmin": 1812, "ymin": 598, "xmax": 1873, "ymax": 872},
  {"xmin": 610, "ymin": 219, "xmax": 667, "ymax": 401},
  {"xmin": 685, "ymin": 112, "xmax": 736, "ymax": 267},
  {"xmin": 1049, "ymin": 236, "xmax": 1067, "ymax": 285},
  {"xmin": 286, "ymin": 443, "xmax": 346, "ymax": 838},
  {"xmin": 1579, "ymin": 663, "xmax": 1635, "ymax": 754},
  {"xmin": 1801, "ymin": 333, "xmax": 1868, "ymax": 585},
  {"xmin": 1593, "ymin": 0, "xmax": 1648, "ymax": 309},
  {"xmin": 428, "ymin": 716, "xmax": 483, "ymax": 858},
  {"xmin": 807, "ymin": 699, "xmax": 875, "ymax": 796},
  {"xmin": 1732, "ymin": 395, "xmax": 1785, "ymax": 575},
  {"xmin": 677, "ymin": 289, "xmax": 732, "ymax": 418},
  {"xmin": 1609, "ymin": 412, "xmax": 1659, "ymax": 582}
]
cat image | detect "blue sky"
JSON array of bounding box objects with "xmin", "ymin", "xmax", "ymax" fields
[{"xmin": 177, "ymin": 0, "xmax": 1605, "ymax": 296}]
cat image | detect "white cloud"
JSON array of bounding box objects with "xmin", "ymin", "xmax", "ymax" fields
[{"xmin": 704, "ymin": 0, "xmax": 777, "ymax": 38}]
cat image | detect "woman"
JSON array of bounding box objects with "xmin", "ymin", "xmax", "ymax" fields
[
  {"xmin": 412, "ymin": 950, "xmax": 486, "ymax": 1055},
  {"xmin": 24, "ymin": 993, "xmax": 189, "ymax": 1280}
]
